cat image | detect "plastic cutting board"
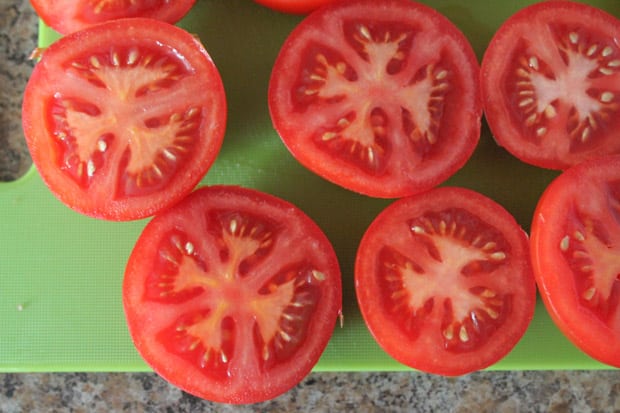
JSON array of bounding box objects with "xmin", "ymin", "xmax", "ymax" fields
[{"xmin": 1, "ymin": 0, "xmax": 617, "ymax": 372}]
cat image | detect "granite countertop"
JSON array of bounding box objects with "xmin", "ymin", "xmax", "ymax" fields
[{"xmin": 1, "ymin": 1, "xmax": 619, "ymax": 411}]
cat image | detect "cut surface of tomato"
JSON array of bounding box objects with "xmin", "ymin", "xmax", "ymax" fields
[
  {"xmin": 22, "ymin": 18, "xmax": 226, "ymax": 221},
  {"xmin": 355, "ymin": 187, "xmax": 535, "ymax": 376},
  {"xmin": 252, "ymin": 0, "xmax": 337, "ymax": 14},
  {"xmin": 123, "ymin": 185, "xmax": 342, "ymax": 404},
  {"xmin": 268, "ymin": 0, "xmax": 481, "ymax": 198},
  {"xmin": 481, "ymin": 1, "xmax": 620, "ymax": 170},
  {"xmin": 30, "ymin": 0, "xmax": 196, "ymax": 34},
  {"xmin": 531, "ymin": 155, "xmax": 620, "ymax": 368}
]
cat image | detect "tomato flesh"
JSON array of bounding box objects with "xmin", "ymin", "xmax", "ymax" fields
[
  {"xmin": 355, "ymin": 187, "xmax": 535, "ymax": 376},
  {"xmin": 531, "ymin": 155, "xmax": 620, "ymax": 368},
  {"xmin": 269, "ymin": 0, "xmax": 481, "ymax": 198},
  {"xmin": 481, "ymin": 1, "xmax": 620, "ymax": 169},
  {"xmin": 22, "ymin": 19, "xmax": 226, "ymax": 220},
  {"xmin": 252, "ymin": 0, "xmax": 337, "ymax": 14},
  {"xmin": 123, "ymin": 185, "xmax": 342, "ymax": 404},
  {"xmin": 31, "ymin": 0, "xmax": 196, "ymax": 34}
]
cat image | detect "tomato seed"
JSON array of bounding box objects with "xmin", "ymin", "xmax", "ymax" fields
[
  {"xmin": 358, "ymin": 25, "xmax": 372, "ymax": 41},
  {"xmin": 435, "ymin": 70, "xmax": 448, "ymax": 80},
  {"xmin": 89, "ymin": 56, "xmax": 102, "ymax": 69},
  {"xmin": 587, "ymin": 44, "xmax": 599, "ymax": 57},
  {"xmin": 486, "ymin": 308, "xmax": 499, "ymax": 320},
  {"xmin": 583, "ymin": 287, "xmax": 596, "ymax": 301},
  {"xmin": 574, "ymin": 231, "xmax": 586, "ymax": 241},
  {"xmin": 481, "ymin": 289, "xmax": 496, "ymax": 298},
  {"xmin": 601, "ymin": 92, "xmax": 614, "ymax": 103},
  {"xmin": 280, "ymin": 331, "xmax": 292, "ymax": 342},
  {"xmin": 184, "ymin": 242, "xmax": 194, "ymax": 255},
  {"xmin": 311, "ymin": 270, "xmax": 326, "ymax": 281},
  {"xmin": 490, "ymin": 252, "xmax": 506, "ymax": 261},
  {"xmin": 127, "ymin": 48, "xmax": 139, "ymax": 65},
  {"xmin": 459, "ymin": 325, "xmax": 469, "ymax": 342}
]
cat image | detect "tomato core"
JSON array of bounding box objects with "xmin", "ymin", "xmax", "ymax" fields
[
  {"xmin": 269, "ymin": 0, "xmax": 481, "ymax": 197},
  {"xmin": 124, "ymin": 186, "xmax": 341, "ymax": 403},
  {"xmin": 481, "ymin": 1, "xmax": 620, "ymax": 169},
  {"xmin": 356, "ymin": 187, "xmax": 535, "ymax": 376},
  {"xmin": 22, "ymin": 19, "xmax": 226, "ymax": 220}
]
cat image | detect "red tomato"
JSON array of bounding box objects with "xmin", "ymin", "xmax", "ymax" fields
[
  {"xmin": 123, "ymin": 185, "xmax": 342, "ymax": 404},
  {"xmin": 252, "ymin": 0, "xmax": 337, "ymax": 14},
  {"xmin": 530, "ymin": 155, "xmax": 620, "ymax": 368},
  {"xmin": 268, "ymin": 0, "xmax": 481, "ymax": 198},
  {"xmin": 481, "ymin": 1, "xmax": 620, "ymax": 170},
  {"xmin": 30, "ymin": 0, "xmax": 196, "ymax": 34},
  {"xmin": 355, "ymin": 187, "xmax": 535, "ymax": 376},
  {"xmin": 22, "ymin": 18, "xmax": 226, "ymax": 221}
]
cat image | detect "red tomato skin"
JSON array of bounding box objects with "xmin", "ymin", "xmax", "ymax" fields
[
  {"xmin": 481, "ymin": 1, "xmax": 620, "ymax": 170},
  {"xmin": 530, "ymin": 155, "xmax": 620, "ymax": 368},
  {"xmin": 22, "ymin": 18, "xmax": 227, "ymax": 221},
  {"xmin": 355, "ymin": 187, "xmax": 536, "ymax": 376},
  {"xmin": 252, "ymin": 0, "xmax": 338, "ymax": 14},
  {"xmin": 268, "ymin": 0, "xmax": 481, "ymax": 198},
  {"xmin": 123, "ymin": 185, "xmax": 342, "ymax": 404},
  {"xmin": 31, "ymin": 0, "xmax": 197, "ymax": 34}
]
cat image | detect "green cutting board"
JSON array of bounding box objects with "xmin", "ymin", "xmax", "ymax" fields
[{"xmin": 1, "ymin": 0, "xmax": 617, "ymax": 372}]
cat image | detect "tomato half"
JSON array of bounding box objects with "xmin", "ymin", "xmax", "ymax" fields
[
  {"xmin": 30, "ymin": 0, "xmax": 196, "ymax": 34},
  {"xmin": 268, "ymin": 0, "xmax": 481, "ymax": 198},
  {"xmin": 22, "ymin": 18, "xmax": 226, "ymax": 221},
  {"xmin": 481, "ymin": 1, "xmax": 620, "ymax": 170},
  {"xmin": 355, "ymin": 187, "xmax": 535, "ymax": 376},
  {"xmin": 252, "ymin": 0, "xmax": 337, "ymax": 14},
  {"xmin": 531, "ymin": 155, "xmax": 620, "ymax": 368},
  {"xmin": 123, "ymin": 185, "xmax": 342, "ymax": 404}
]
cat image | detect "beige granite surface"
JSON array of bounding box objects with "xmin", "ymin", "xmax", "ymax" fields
[{"xmin": 1, "ymin": 0, "xmax": 619, "ymax": 411}]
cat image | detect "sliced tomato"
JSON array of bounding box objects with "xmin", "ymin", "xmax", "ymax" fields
[
  {"xmin": 531, "ymin": 155, "xmax": 620, "ymax": 368},
  {"xmin": 355, "ymin": 187, "xmax": 535, "ymax": 376},
  {"xmin": 268, "ymin": 0, "xmax": 481, "ymax": 198},
  {"xmin": 252, "ymin": 0, "xmax": 337, "ymax": 14},
  {"xmin": 22, "ymin": 18, "xmax": 226, "ymax": 221},
  {"xmin": 123, "ymin": 185, "xmax": 342, "ymax": 404},
  {"xmin": 481, "ymin": 1, "xmax": 620, "ymax": 170},
  {"xmin": 30, "ymin": 0, "xmax": 196, "ymax": 34}
]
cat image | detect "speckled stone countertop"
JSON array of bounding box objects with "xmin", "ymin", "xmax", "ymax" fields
[{"xmin": 1, "ymin": 1, "xmax": 620, "ymax": 411}]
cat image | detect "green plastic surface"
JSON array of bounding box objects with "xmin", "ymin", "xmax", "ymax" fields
[{"xmin": 1, "ymin": 0, "xmax": 617, "ymax": 372}]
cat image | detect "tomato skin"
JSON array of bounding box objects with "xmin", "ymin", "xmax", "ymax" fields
[
  {"xmin": 123, "ymin": 185, "xmax": 342, "ymax": 404},
  {"xmin": 22, "ymin": 18, "xmax": 227, "ymax": 221},
  {"xmin": 355, "ymin": 186, "xmax": 535, "ymax": 376},
  {"xmin": 268, "ymin": 0, "xmax": 481, "ymax": 198},
  {"xmin": 30, "ymin": 0, "xmax": 197, "ymax": 34},
  {"xmin": 481, "ymin": 1, "xmax": 620, "ymax": 170},
  {"xmin": 530, "ymin": 155, "xmax": 620, "ymax": 368},
  {"xmin": 252, "ymin": 0, "xmax": 338, "ymax": 14}
]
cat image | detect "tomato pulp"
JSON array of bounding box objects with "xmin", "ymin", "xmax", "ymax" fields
[
  {"xmin": 531, "ymin": 155, "xmax": 620, "ymax": 368},
  {"xmin": 123, "ymin": 185, "xmax": 342, "ymax": 404},
  {"xmin": 268, "ymin": 0, "xmax": 481, "ymax": 198},
  {"xmin": 22, "ymin": 18, "xmax": 227, "ymax": 221},
  {"xmin": 355, "ymin": 187, "xmax": 535, "ymax": 376},
  {"xmin": 30, "ymin": 0, "xmax": 196, "ymax": 34},
  {"xmin": 481, "ymin": 1, "xmax": 620, "ymax": 170}
]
